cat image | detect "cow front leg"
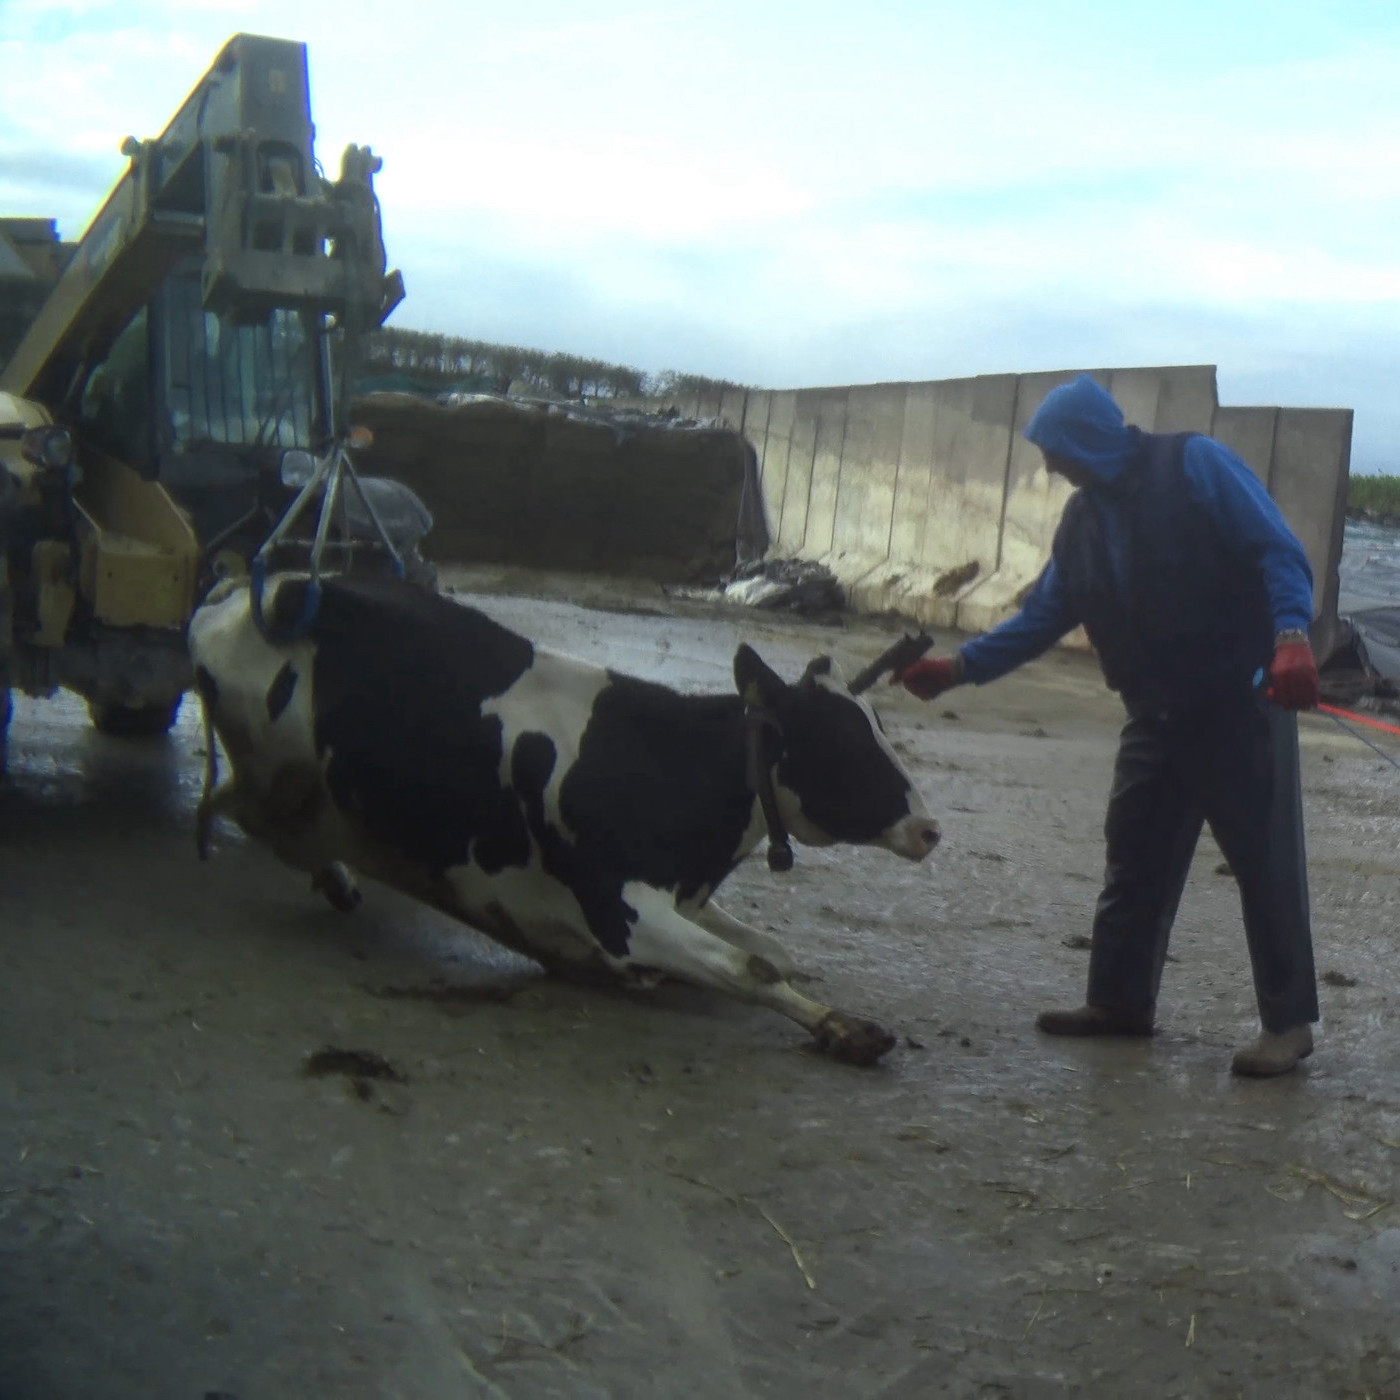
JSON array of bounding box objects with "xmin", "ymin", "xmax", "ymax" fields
[
  {"xmin": 623, "ymin": 886, "xmax": 895, "ymax": 1066},
  {"xmin": 686, "ymin": 900, "xmax": 801, "ymax": 981}
]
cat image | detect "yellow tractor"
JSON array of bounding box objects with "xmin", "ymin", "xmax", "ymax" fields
[{"xmin": 0, "ymin": 33, "xmax": 430, "ymax": 763}]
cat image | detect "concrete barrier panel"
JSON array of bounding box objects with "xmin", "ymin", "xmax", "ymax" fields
[
  {"xmin": 1153, "ymin": 365, "xmax": 1218, "ymax": 432},
  {"xmin": 740, "ymin": 389, "xmax": 769, "ymax": 443},
  {"xmin": 718, "ymin": 387, "xmax": 748, "ymax": 433},
  {"xmin": 841, "ymin": 383, "xmax": 913, "ymax": 612},
  {"xmin": 888, "ymin": 382, "xmax": 938, "ymax": 569},
  {"xmin": 637, "ymin": 362, "xmax": 1351, "ymax": 660},
  {"xmin": 956, "ymin": 370, "xmax": 1083, "ymax": 634},
  {"xmin": 740, "ymin": 390, "xmax": 771, "ymax": 496},
  {"xmin": 828, "ymin": 382, "xmax": 876, "ymax": 569},
  {"xmin": 777, "ymin": 390, "xmax": 822, "ymax": 556},
  {"xmin": 757, "ymin": 390, "xmax": 795, "ymax": 546},
  {"xmin": 920, "ymin": 375, "xmax": 1018, "ymax": 622},
  {"xmin": 877, "ymin": 375, "xmax": 1014, "ymax": 625},
  {"xmin": 801, "ymin": 389, "xmax": 849, "ymax": 558},
  {"xmin": 1105, "ymin": 367, "xmax": 1164, "ymax": 431},
  {"xmin": 737, "ymin": 390, "xmax": 773, "ymax": 557},
  {"xmin": 1212, "ymin": 406, "xmax": 1277, "ymax": 484},
  {"xmin": 834, "ymin": 382, "xmax": 906, "ymax": 607},
  {"xmin": 1269, "ymin": 408, "xmax": 1353, "ymax": 651}
]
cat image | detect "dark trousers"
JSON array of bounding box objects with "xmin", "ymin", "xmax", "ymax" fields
[{"xmin": 1087, "ymin": 687, "xmax": 1319, "ymax": 1032}]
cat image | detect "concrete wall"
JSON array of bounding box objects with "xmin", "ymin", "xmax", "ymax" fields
[{"xmin": 658, "ymin": 365, "xmax": 1354, "ymax": 651}]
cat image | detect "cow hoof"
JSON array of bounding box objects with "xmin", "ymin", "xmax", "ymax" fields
[
  {"xmin": 810, "ymin": 1012, "xmax": 897, "ymax": 1067},
  {"xmin": 311, "ymin": 864, "xmax": 362, "ymax": 913}
]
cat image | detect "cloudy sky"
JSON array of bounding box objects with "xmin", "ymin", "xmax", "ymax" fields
[{"xmin": 4, "ymin": 0, "xmax": 1398, "ymax": 469}]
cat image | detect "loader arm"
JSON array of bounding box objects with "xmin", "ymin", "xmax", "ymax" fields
[{"xmin": 0, "ymin": 32, "xmax": 403, "ymax": 410}]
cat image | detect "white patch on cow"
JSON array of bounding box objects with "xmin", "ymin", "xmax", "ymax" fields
[
  {"xmin": 683, "ymin": 897, "xmax": 800, "ymax": 979},
  {"xmin": 617, "ymin": 882, "xmax": 836, "ymax": 1030},
  {"xmin": 189, "ymin": 581, "xmax": 320, "ymax": 782},
  {"xmin": 480, "ymin": 650, "xmax": 609, "ymax": 844},
  {"xmin": 442, "ymin": 856, "xmax": 600, "ymax": 968}
]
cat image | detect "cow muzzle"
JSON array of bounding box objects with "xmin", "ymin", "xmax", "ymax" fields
[{"xmin": 882, "ymin": 814, "xmax": 941, "ymax": 862}]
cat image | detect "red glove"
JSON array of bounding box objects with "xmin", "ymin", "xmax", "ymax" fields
[
  {"xmin": 1266, "ymin": 638, "xmax": 1319, "ymax": 710},
  {"xmin": 898, "ymin": 655, "xmax": 963, "ymax": 701}
]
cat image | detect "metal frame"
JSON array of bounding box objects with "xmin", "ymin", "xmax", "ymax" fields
[{"xmin": 248, "ymin": 437, "xmax": 404, "ymax": 643}]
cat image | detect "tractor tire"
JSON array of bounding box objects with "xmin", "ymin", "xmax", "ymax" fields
[{"xmin": 89, "ymin": 695, "xmax": 183, "ymax": 738}]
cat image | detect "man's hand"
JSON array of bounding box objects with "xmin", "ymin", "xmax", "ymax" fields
[
  {"xmin": 1266, "ymin": 634, "xmax": 1320, "ymax": 710},
  {"xmin": 898, "ymin": 654, "xmax": 964, "ymax": 701}
]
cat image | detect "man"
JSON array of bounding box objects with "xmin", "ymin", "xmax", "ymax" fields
[{"xmin": 901, "ymin": 374, "xmax": 1320, "ymax": 1077}]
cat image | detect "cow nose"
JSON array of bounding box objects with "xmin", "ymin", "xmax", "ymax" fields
[{"xmin": 888, "ymin": 814, "xmax": 941, "ymax": 861}]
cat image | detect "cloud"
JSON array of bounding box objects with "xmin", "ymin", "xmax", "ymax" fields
[{"xmin": 5, "ymin": 0, "xmax": 1399, "ymax": 468}]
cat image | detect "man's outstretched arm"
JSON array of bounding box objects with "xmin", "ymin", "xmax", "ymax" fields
[{"xmin": 901, "ymin": 560, "xmax": 1079, "ymax": 698}]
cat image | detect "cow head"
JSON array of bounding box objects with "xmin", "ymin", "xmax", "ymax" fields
[{"xmin": 734, "ymin": 644, "xmax": 940, "ymax": 861}]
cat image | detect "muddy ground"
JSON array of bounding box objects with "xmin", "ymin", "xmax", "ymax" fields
[{"xmin": 2, "ymin": 567, "xmax": 1399, "ymax": 1400}]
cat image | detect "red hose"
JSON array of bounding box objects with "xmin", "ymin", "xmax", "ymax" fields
[{"xmin": 1317, "ymin": 702, "xmax": 1400, "ymax": 739}]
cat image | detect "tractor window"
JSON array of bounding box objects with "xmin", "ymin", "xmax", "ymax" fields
[
  {"xmin": 161, "ymin": 274, "xmax": 319, "ymax": 450},
  {"xmin": 79, "ymin": 306, "xmax": 153, "ymax": 471}
]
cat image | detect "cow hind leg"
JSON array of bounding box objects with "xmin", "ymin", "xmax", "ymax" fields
[{"xmin": 622, "ymin": 888, "xmax": 895, "ymax": 1067}]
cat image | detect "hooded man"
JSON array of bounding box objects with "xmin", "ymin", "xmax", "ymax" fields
[{"xmin": 900, "ymin": 374, "xmax": 1320, "ymax": 1077}]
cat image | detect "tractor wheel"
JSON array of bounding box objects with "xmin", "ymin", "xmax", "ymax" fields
[{"xmin": 89, "ymin": 695, "xmax": 183, "ymax": 738}]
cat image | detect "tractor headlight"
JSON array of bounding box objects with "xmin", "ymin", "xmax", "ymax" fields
[
  {"xmin": 279, "ymin": 448, "xmax": 317, "ymax": 488},
  {"xmin": 22, "ymin": 425, "xmax": 74, "ymax": 472}
]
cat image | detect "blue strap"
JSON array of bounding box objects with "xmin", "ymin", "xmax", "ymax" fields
[{"xmin": 249, "ymin": 556, "xmax": 322, "ymax": 644}]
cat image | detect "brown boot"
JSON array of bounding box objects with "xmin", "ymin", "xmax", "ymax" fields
[
  {"xmin": 1230, "ymin": 1025, "xmax": 1313, "ymax": 1078},
  {"xmin": 1036, "ymin": 1004, "xmax": 1155, "ymax": 1037}
]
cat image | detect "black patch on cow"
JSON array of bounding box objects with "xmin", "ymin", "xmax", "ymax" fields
[
  {"xmin": 557, "ymin": 676, "xmax": 756, "ymax": 914},
  {"xmin": 194, "ymin": 664, "xmax": 219, "ymax": 707},
  {"xmin": 266, "ymin": 662, "xmax": 297, "ymax": 723},
  {"xmin": 774, "ymin": 682, "xmax": 913, "ymax": 843},
  {"xmin": 271, "ymin": 576, "xmax": 533, "ymax": 877},
  {"xmin": 736, "ymin": 642, "xmax": 913, "ymax": 843},
  {"xmin": 512, "ymin": 730, "xmax": 638, "ymax": 957}
]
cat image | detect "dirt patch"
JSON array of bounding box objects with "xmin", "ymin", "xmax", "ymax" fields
[{"xmin": 303, "ymin": 1046, "xmax": 408, "ymax": 1084}]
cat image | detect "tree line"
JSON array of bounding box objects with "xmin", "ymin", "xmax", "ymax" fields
[{"xmin": 358, "ymin": 326, "xmax": 746, "ymax": 403}]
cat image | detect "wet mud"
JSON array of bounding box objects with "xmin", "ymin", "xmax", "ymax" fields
[{"xmin": 1, "ymin": 567, "xmax": 1398, "ymax": 1398}]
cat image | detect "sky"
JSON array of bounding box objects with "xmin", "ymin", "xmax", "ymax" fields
[{"xmin": 3, "ymin": 0, "xmax": 1399, "ymax": 470}]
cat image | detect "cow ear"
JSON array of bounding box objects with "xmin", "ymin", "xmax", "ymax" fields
[
  {"xmin": 800, "ymin": 655, "xmax": 835, "ymax": 688},
  {"xmin": 734, "ymin": 643, "xmax": 788, "ymax": 710}
]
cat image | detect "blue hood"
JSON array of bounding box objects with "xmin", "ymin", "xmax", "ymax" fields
[{"xmin": 1023, "ymin": 374, "xmax": 1139, "ymax": 483}]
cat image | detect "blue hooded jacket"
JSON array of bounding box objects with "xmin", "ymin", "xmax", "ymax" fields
[{"xmin": 959, "ymin": 374, "xmax": 1314, "ymax": 687}]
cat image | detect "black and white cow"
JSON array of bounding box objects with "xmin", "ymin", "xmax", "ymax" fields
[{"xmin": 189, "ymin": 574, "xmax": 939, "ymax": 1064}]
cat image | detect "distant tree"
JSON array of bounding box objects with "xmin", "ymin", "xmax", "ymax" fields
[
  {"xmin": 645, "ymin": 369, "xmax": 747, "ymax": 400},
  {"xmin": 359, "ymin": 328, "xmax": 739, "ymax": 403}
]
